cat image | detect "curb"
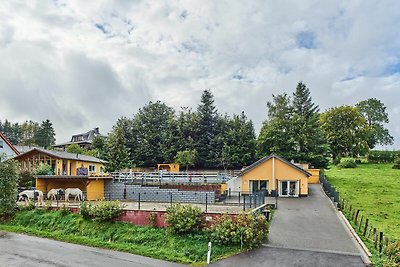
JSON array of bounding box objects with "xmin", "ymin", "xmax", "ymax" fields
[{"xmin": 337, "ymin": 210, "xmax": 372, "ymax": 266}]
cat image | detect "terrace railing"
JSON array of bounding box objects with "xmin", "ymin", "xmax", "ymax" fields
[{"xmin": 110, "ymin": 171, "xmax": 238, "ymax": 185}]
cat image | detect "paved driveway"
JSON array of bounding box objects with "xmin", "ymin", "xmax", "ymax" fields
[
  {"xmin": 213, "ymin": 184, "xmax": 367, "ymax": 267},
  {"xmin": 0, "ymin": 232, "xmax": 184, "ymax": 267},
  {"xmin": 268, "ymin": 184, "xmax": 361, "ymax": 254}
]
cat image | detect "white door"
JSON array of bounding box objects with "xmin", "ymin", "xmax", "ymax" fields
[{"xmin": 279, "ymin": 181, "xmax": 298, "ymax": 197}]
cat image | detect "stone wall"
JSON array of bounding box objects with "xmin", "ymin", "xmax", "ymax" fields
[{"xmin": 104, "ymin": 181, "xmax": 215, "ymax": 203}]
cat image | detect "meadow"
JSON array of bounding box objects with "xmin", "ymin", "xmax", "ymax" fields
[{"xmin": 325, "ymin": 163, "xmax": 400, "ymax": 239}]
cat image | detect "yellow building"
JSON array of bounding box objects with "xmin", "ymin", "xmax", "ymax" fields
[
  {"xmin": 239, "ymin": 154, "xmax": 311, "ymax": 197},
  {"xmin": 157, "ymin": 163, "xmax": 180, "ymax": 172},
  {"xmin": 14, "ymin": 148, "xmax": 111, "ymax": 200}
]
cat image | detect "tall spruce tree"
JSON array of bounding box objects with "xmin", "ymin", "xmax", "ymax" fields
[
  {"xmin": 34, "ymin": 119, "xmax": 56, "ymax": 148},
  {"xmin": 195, "ymin": 90, "xmax": 220, "ymax": 168},
  {"xmin": 291, "ymin": 82, "xmax": 329, "ymax": 168}
]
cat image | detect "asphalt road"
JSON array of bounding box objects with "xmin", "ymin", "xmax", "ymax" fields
[{"xmin": 0, "ymin": 232, "xmax": 185, "ymax": 267}]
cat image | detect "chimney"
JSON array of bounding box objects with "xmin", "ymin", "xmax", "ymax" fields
[{"xmin": 94, "ymin": 127, "xmax": 99, "ymax": 134}]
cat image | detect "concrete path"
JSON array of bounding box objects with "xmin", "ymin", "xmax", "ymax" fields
[
  {"xmin": 268, "ymin": 184, "xmax": 360, "ymax": 254},
  {"xmin": 0, "ymin": 232, "xmax": 185, "ymax": 267}
]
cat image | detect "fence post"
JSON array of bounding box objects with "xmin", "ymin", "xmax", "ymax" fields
[
  {"xmin": 355, "ymin": 210, "xmax": 360, "ymax": 223},
  {"xmin": 379, "ymin": 232, "xmax": 383, "ymax": 253},
  {"xmin": 205, "ymin": 193, "xmax": 208, "ymax": 213},
  {"xmin": 363, "ymin": 219, "xmax": 368, "ymax": 236},
  {"xmin": 170, "ymin": 192, "xmax": 173, "ymax": 206},
  {"xmin": 373, "ymin": 228, "xmax": 377, "ymax": 248},
  {"xmin": 238, "ymin": 192, "xmax": 241, "ymax": 204},
  {"xmin": 249, "ymin": 195, "xmax": 252, "ymax": 209},
  {"xmin": 359, "ymin": 215, "xmax": 363, "ymax": 232},
  {"xmin": 138, "ymin": 192, "xmax": 141, "ymax": 210},
  {"xmin": 228, "ymin": 188, "xmax": 231, "ymax": 198},
  {"xmin": 243, "ymin": 195, "xmax": 246, "ymax": 211}
]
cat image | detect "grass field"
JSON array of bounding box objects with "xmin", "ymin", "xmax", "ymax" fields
[
  {"xmin": 325, "ymin": 163, "xmax": 400, "ymax": 239},
  {"xmin": 0, "ymin": 210, "xmax": 241, "ymax": 265}
]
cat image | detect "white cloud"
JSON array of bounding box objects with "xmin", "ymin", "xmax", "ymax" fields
[{"xmin": 0, "ymin": 0, "xmax": 399, "ymax": 147}]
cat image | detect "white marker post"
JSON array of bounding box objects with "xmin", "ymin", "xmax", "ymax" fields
[{"xmin": 207, "ymin": 241, "xmax": 212, "ymax": 264}]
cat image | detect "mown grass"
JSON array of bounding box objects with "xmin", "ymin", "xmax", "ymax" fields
[
  {"xmin": 0, "ymin": 210, "xmax": 241, "ymax": 265},
  {"xmin": 325, "ymin": 163, "xmax": 400, "ymax": 239}
]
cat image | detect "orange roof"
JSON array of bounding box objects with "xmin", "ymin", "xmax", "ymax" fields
[{"xmin": 0, "ymin": 131, "xmax": 20, "ymax": 155}]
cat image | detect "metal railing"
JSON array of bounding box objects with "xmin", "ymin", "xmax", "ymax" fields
[{"xmin": 110, "ymin": 171, "xmax": 237, "ymax": 184}]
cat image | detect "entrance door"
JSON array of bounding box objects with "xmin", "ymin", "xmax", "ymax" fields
[{"xmin": 279, "ymin": 181, "xmax": 298, "ymax": 197}]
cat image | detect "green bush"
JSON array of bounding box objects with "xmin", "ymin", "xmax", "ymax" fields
[
  {"xmin": 368, "ymin": 150, "xmax": 400, "ymax": 163},
  {"xmin": 337, "ymin": 158, "xmax": 357, "ymax": 168},
  {"xmin": 211, "ymin": 213, "xmax": 269, "ymax": 248},
  {"xmin": 80, "ymin": 201, "xmax": 92, "ymax": 219},
  {"xmin": 332, "ymin": 157, "xmax": 342, "ymax": 165},
  {"xmin": 18, "ymin": 170, "xmax": 35, "ymax": 188},
  {"xmin": 165, "ymin": 204, "xmax": 203, "ymax": 235},
  {"xmin": 0, "ymin": 158, "xmax": 19, "ymax": 217},
  {"xmin": 392, "ymin": 157, "xmax": 400, "ymax": 169},
  {"xmin": 18, "ymin": 201, "xmax": 35, "ymax": 212},
  {"xmin": 34, "ymin": 163, "xmax": 54, "ymax": 175},
  {"xmin": 88, "ymin": 201, "xmax": 125, "ymax": 222},
  {"xmin": 59, "ymin": 204, "xmax": 71, "ymax": 216},
  {"xmin": 148, "ymin": 212, "xmax": 157, "ymax": 227}
]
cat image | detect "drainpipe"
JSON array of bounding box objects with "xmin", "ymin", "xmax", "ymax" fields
[{"xmin": 272, "ymin": 156, "xmax": 275, "ymax": 192}]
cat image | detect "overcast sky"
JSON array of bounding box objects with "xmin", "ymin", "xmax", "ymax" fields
[{"xmin": 0, "ymin": 1, "xmax": 399, "ymax": 148}]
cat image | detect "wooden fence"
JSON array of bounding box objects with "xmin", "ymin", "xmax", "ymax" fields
[{"xmin": 321, "ymin": 172, "xmax": 397, "ymax": 256}]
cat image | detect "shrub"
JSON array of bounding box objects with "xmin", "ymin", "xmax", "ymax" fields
[
  {"xmin": 211, "ymin": 213, "xmax": 269, "ymax": 248},
  {"xmin": 165, "ymin": 204, "xmax": 203, "ymax": 235},
  {"xmin": 18, "ymin": 200, "xmax": 35, "ymax": 211},
  {"xmin": 80, "ymin": 201, "xmax": 92, "ymax": 219},
  {"xmin": 148, "ymin": 212, "xmax": 157, "ymax": 227},
  {"xmin": 337, "ymin": 158, "xmax": 357, "ymax": 168},
  {"xmin": 34, "ymin": 163, "xmax": 54, "ymax": 175},
  {"xmin": 332, "ymin": 157, "xmax": 342, "ymax": 165},
  {"xmin": 88, "ymin": 201, "xmax": 125, "ymax": 222},
  {"xmin": 392, "ymin": 157, "xmax": 400, "ymax": 169},
  {"xmin": 385, "ymin": 240, "xmax": 400, "ymax": 266},
  {"xmin": 59, "ymin": 204, "xmax": 70, "ymax": 216},
  {"xmin": 18, "ymin": 170, "xmax": 35, "ymax": 188},
  {"xmin": 0, "ymin": 157, "xmax": 19, "ymax": 217}
]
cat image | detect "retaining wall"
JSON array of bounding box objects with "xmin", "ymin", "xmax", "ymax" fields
[{"xmin": 104, "ymin": 181, "xmax": 216, "ymax": 203}]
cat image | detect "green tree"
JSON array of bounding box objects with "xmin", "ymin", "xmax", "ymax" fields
[
  {"xmin": 34, "ymin": 119, "xmax": 56, "ymax": 148},
  {"xmin": 175, "ymin": 149, "xmax": 197, "ymax": 171},
  {"xmin": 320, "ymin": 106, "xmax": 369, "ymax": 159},
  {"xmin": 91, "ymin": 136, "xmax": 107, "ymax": 159},
  {"xmin": 258, "ymin": 93, "xmax": 296, "ymax": 160},
  {"xmin": 0, "ymin": 156, "xmax": 19, "ymax": 216},
  {"xmin": 0, "ymin": 120, "xmax": 20, "ymax": 144},
  {"xmin": 66, "ymin": 143, "xmax": 85, "ymax": 154},
  {"xmin": 195, "ymin": 90, "xmax": 220, "ymax": 168},
  {"xmin": 105, "ymin": 120, "xmax": 131, "ymax": 172},
  {"xmin": 291, "ymin": 82, "xmax": 329, "ymax": 168},
  {"xmin": 130, "ymin": 101, "xmax": 178, "ymax": 166},
  {"xmin": 219, "ymin": 112, "xmax": 256, "ymax": 169},
  {"xmin": 18, "ymin": 120, "xmax": 40, "ymax": 145},
  {"xmin": 175, "ymin": 107, "xmax": 197, "ymax": 152},
  {"xmin": 356, "ymin": 98, "xmax": 394, "ymax": 148}
]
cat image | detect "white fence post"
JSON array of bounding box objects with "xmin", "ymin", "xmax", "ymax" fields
[{"xmin": 207, "ymin": 241, "xmax": 212, "ymax": 264}]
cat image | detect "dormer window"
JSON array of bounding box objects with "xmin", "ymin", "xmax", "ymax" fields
[{"xmin": 0, "ymin": 140, "xmax": 3, "ymax": 148}]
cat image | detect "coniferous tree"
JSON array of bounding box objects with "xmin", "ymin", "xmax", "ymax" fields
[
  {"xmin": 195, "ymin": 90, "xmax": 220, "ymax": 168},
  {"xmin": 291, "ymin": 82, "xmax": 329, "ymax": 168},
  {"xmin": 34, "ymin": 119, "xmax": 56, "ymax": 148}
]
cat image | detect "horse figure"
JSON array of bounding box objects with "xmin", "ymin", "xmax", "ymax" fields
[
  {"xmin": 47, "ymin": 188, "xmax": 64, "ymax": 201},
  {"xmin": 18, "ymin": 190, "xmax": 44, "ymax": 204},
  {"xmin": 65, "ymin": 188, "xmax": 84, "ymax": 202}
]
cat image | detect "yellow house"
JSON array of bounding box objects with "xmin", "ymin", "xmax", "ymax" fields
[
  {"xmin": 14, "ymin": 148, "xmax": 111, "ymax": 200},
  {"xmin": 239, "ymin": 154, "xmax": 311, "ymax": 197}
]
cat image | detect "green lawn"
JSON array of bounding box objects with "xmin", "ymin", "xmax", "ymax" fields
[
  {"xmin": 325, "ymin": 163, "xmax": 400, "ymax": 239},
  {"xmin": 0, "ymin": 210, "xmax": 241, "ymax": 265}
]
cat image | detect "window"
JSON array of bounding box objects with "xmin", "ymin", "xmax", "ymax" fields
[
  {"xmin": 250, "ymin": 180, "xmax": 268, "ymax": 193},
  {"xmin": 0, "ymin": 140, "xmax": 3, "ymax": 148},
  {"xmin": 89, "ymin": 165, "xmax": 96, "ymax": 172}
]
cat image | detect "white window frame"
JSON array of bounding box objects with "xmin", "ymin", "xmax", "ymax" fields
[{"xmin": 89, "ymin": 165, "xmax": 96, "ymax": 172}]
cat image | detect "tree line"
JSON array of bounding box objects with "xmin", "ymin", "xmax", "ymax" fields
[
  {"xmin": 0, "ymin": 119, "xmax": 56, "ymax": 148},
  {"xmin": 101, "ymin": 83, "xmax": 393, "ymax": 171}
]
